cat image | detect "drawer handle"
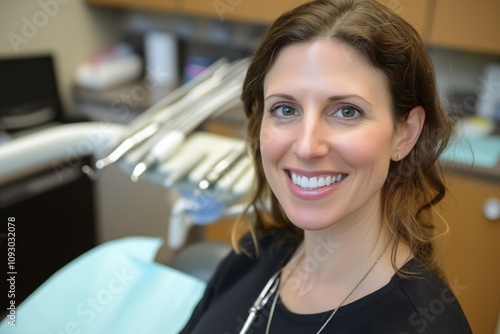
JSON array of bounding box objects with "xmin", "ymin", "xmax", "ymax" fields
[{"xmin": 484, "ymin": 198, "xmax": 500, "ymax": 221}]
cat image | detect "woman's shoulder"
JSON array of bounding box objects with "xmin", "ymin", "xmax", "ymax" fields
[
  {"xmin": 339, "ymin": 259, "xmax": 472, "ymax": 333},
  {"xmin": 383, "ymin": 259, "xmax": 472, "ymax": 333},
  {"xmin": 396, "ymin": 259, "xmax": 460, "ymax": 307}
]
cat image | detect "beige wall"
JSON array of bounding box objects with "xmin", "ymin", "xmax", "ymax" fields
[{"xmin": 0, "ymin": 0, "xmax": 125, "ymax": 115}]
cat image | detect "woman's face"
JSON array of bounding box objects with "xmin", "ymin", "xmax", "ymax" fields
[{"xmin": 261, "ymin": 39, "xmax": 400, "ymax": 231}]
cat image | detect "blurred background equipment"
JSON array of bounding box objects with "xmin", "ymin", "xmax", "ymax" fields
[
  {"xmin": 74, "ymin": 44, "xmax": 143, "ymax": 91},
  {"xmin": 0, "ymin": 55, "xmax": 65, "ymax": 132}
]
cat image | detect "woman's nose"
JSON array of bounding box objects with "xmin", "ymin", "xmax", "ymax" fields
[{"xmin": 292, "ymin": 117, "xmax": 330, "ymax": 162}]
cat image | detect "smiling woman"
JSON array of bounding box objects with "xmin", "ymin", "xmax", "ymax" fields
[{"xmin": 179, "ymin": 0, "xmax": 472, "ymax": 333}]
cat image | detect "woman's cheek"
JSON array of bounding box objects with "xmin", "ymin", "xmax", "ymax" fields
[
  {"xmin": 260, "ymin": 124, "xmax": 279, "ymax": 159},
  {"xmin": 340, "ymin": 136, "xmax": 393, "ymax": 184},
  {"xmin": 337, "ymin": 127, "xmax": 394, "ymax": 164}
]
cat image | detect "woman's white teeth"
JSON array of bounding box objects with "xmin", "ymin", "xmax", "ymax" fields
[{"xmin": 291, "ymin": 173, "xmax": 345, "ymax": 189}]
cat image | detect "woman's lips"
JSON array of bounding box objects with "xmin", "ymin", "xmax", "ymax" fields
[
  {"xmin": 286, "ymin": 170, "xmax": 347, "ymax": 200},
  {"xmin": 290, "ymin": 171, "xmax": 347, "ymax": 190}
]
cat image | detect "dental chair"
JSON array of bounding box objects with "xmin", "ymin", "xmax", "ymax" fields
[{"xmin": 0, "ymin": 122, "xmax": 239, "ymax": 333}]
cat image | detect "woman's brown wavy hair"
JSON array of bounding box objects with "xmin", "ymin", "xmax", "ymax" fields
[{"xmin": 233, "ymin": 0, "xmax": 453, "ymax": 277}]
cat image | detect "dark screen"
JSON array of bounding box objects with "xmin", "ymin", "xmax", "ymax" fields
[{"xmin": 0, "ymin": 55, "xmax": 61, "ymax": 118}]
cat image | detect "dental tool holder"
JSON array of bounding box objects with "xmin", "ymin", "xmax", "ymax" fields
[
  {"xmin": 121, "ymin": 132, "xmax": 253, "ymax": 250},
  {"xmin": 85, "ymin": 58, "xmax": 253, "ymax": 249}
]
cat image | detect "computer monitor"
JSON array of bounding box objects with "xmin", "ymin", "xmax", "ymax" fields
[{"xmin": 0, "ymin": 54, "xmax": 63, "ymax": 130}]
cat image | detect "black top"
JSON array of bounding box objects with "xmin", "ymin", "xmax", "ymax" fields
[{"xmin": 179, "ymin": 232, "xmax": 472, "ymax": 334}]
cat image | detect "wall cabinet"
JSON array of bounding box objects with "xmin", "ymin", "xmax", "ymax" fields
[
  {"xmin": 376, "ymin": 0, "xmax": 431, "ymax": 39},
  {"xmin": 87, "ymin": 0, "xmax": 179, "ymax": 12},
  {"xmin": 428, "ymin": 0, "xmax": 500, "ymax": 55},
  {"xmin": 87, "ymin": 0, "xmax": 431, "ymax": 35},
  {"xmin": 183, "ymin": 0, "xmax": 304, "ymax": 24},
  {"xmin": 436, "ymin": 172, "xmax": 500, "ymax": 334},
  {"xmin": 183, "ymin": 0, "xmax": 431, "ymax": 35},
  {"xmin": 86, "ymin": 0, "xmax": 500, "ymax": 55}
]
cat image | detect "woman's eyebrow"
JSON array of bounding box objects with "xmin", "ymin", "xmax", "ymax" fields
[
  {"xmin": 327, "ymin": 94, "xmax": 372, "ymax": 106},
  {"xmin": 264, "ymin": 93, "xmax": 372, "ymax": 106},
  {"xmin": 264, "ymin": 93, "xmax": 296, "ymax": 101}
]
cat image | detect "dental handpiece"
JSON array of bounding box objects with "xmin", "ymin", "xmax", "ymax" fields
[
  {"xmin": 94, "ymin": 121, "xmax": 160, "ymax": 170},
  {"xmin": 84, "ymin": 59, "xmax": 232, "ymax": 177},
  {"xmin": 196, "ymin": 146, "xmax": 247, "ymax": 192},
  {"xmin": 94, "ymin": 59, "xmax": 229, "ymax": 159},
  {"xmin": 129, "ymin": 79, "xmax": 245, "ymax": 181},
  {"xmin": 181, "ymin": 145, "xmax": 248, "ymax": 225},
  {"xmin": 94, "ymin": 72, "xmax": 225, "ymax": 171},
  {"xmin": 162, "ymin": 152, "xmax": 207, "ymax": 187}
]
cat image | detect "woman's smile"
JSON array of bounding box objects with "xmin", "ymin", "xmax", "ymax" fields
[
  {"xmin": 284, "ymin": 168, "xmax": 348, "ymax": 200},
  {"xmin": 290, "ymin": 171, "xmax": 347, "ymax": 190}
]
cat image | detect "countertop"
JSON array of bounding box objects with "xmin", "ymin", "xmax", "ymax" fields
[{"xmin": 440, "ymin": 133, "xmax": 500, "ymax": 183}]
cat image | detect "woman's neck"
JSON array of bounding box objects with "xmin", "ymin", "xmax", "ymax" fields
[
  {"xmin": 302, "ymin": 214, "xmax": 391, "ymax": 285},
  {"xmin": 280, "ymin": 214, "xmax": 411, "ymax": 314}
]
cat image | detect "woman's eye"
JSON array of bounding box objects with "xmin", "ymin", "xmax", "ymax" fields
[
  {"xmin": 334, "ymin": 106, "xmax": 361, "ymax": 119},
  {"xmin": 272, "ymin": 104, "xmax": 297, "ymax": 117}
]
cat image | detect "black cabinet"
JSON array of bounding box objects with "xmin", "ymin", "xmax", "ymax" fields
[{"xmin": 1, "ymin": 157, "xmax": 96, "ymax": 311}]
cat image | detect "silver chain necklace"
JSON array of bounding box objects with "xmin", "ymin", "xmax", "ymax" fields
[{"xmin": 265, "ymin": 242, "xmax": 390, "ymax": 334}]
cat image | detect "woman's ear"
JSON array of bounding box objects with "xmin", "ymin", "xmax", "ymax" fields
[{"xmin": 392, "ymin": 106, "xmax": 425, "ymax": 161}]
